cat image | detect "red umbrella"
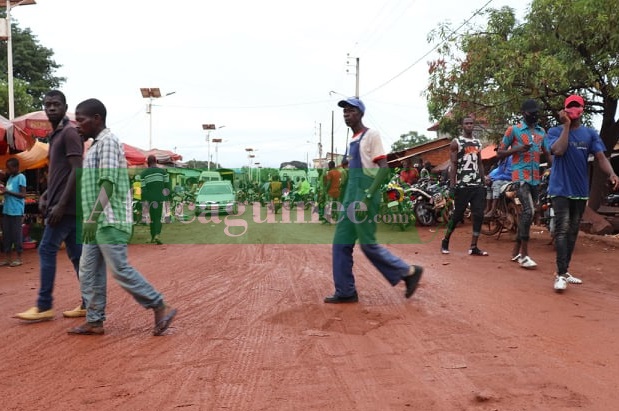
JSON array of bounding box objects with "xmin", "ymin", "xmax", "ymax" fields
[{"xmin": 11, "ymin": 110, "xmax": 76, "ymax": 140}]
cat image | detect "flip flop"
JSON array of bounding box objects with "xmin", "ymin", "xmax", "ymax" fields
[{"xmin": 153, "ymin": 307, "xmax": 177, "ymax": 336}]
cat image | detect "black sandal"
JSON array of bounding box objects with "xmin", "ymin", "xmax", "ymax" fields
[{"xmin": 468, "ymin": 247, "xmax": 489, "ymax": 256}]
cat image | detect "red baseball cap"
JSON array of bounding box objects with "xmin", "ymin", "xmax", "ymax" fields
[{"xmin": 564, "ymin": 95, "xmax": 584, "ymax": 108}]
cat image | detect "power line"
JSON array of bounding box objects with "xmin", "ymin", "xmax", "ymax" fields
[{"xmin": 362, "ymin": 0, "xmax": 495, "ymax": 97}]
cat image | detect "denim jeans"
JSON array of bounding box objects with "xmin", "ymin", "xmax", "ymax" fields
[
  {"xmin": 331, "ymin": 173, "xmax": 409, "ymax": 297},
  {"xmin": 551, "ymin": 196, "xmax": 586, "ymax": 276},
  {"xmin": 37, "ymin": 215, "xmax": 82, "ymax": 311},
  {"xmin": 79, "ymin": 226, "xmax": 163, "ymax": 323},
  {"xmin": 516, "ymin": 182, "xmax": 539, "ymax": 242}
]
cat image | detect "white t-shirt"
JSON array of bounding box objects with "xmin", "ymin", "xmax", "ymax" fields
[{"xmin": 348, "ymin": 128, "xmax": 386, "ymax": 177}]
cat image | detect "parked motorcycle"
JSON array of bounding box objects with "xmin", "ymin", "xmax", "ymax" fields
[
  {"xmin": 407, "ymin": 180, "xmax": 453, "ymax": 226},
  {"xmin": 537, "ymin": 169, "xmax": 555, "ymax": 238},
  {"xmin": 382, "ymin": 180, "xmax": 416, "ymax": 231},
  {"xmin": 171, "ymin": 191, "xmax": 195, "ymax": 221},
  {"xmin": 481, "ymin": 182, "xmax": 521, "ymax": 237},
  {"xmin": 270, "ymin": 196, "xmax": 282, "ymax": 214},
  {"xmin": 605, "ymin": 192, "xmax": 619, "ymax": 207},
  {"xmin": 282, "ymin": 190, "xmax": 313, "ymax": 210}
]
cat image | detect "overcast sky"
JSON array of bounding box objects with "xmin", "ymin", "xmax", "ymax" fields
[{"xmin": 12, "ymin": 0, "xmax": 525, "ymax": 168}]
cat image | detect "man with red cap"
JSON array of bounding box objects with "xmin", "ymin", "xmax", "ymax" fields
[{"xmin": 547, "ymin": 94, "xmax": 619, "ymax": 292}]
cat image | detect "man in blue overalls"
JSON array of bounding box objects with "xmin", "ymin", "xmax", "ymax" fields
[{"xmin": 324, "ymin": 97, "xmax": 424, "ymax": 303}]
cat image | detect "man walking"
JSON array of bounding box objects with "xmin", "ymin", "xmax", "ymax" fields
[
  {"xmin": 325, "ymin": 97, "xmax": 423, "ymax": 303},
  {"xmin": 497, "ymin": 99, "xmax": 550, "ymax": 269},
  {"xmin": 68, "ymin": 98, "xmax": 176, "ymax": 335},
  {"xmin": 15, "ymin": 90, "xmax": 85, "ymax": 321},
  {"xmin": 547, "ymin": 95, "xmax": 619, "ymax": 292},
  {"xmin": 141, "ymin": 155, "xmax": 169, "ymax": 244},
  {"xmin": 440, "ymin": 117, "xmax": 488, "ymax": 256}
]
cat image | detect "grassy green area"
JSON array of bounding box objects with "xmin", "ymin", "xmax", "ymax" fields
[{"xmin": 130, "ymin": 203, "xmax": 444, "ymax": 245}]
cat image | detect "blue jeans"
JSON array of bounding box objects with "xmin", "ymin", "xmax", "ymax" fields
[
  {"xmin": 551, "ymin": 196, "xmax": 586, "ymax": 276},
  {"xmin": 331, "ymin": 174, "xmax": 409, "ymax": 297},
  {"xmin": 79, "ymin": 226, "xmax": 163, "ymax": 323},
  {"xmin": 37, "ymin": 215, "xmax": 82, "ymax": 311}
]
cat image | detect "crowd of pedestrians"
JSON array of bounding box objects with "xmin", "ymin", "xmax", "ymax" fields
[{"xmin": 4, "ymin": 92, "xmax": 618, "ymax": 342}]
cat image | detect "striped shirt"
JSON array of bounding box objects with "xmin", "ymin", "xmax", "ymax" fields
[{"xmin": 81, "ymin": 128, "xmax": 133, "ymax": 235}]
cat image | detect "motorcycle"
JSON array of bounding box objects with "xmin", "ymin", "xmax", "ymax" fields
[
  {"xmin": 270, "ymin": 196, "xmax": 282, "ymax": 214},
  {"xmin": 283, "ymin": 190, "xmax": 313, "ymax": 210},
  {"xmin": 171, "ymin": 191, "xmax": 195, "ymax": 221},
  {"xmin": 605, "ymin": 192, "xmax": 619, "ymax": 207},
  {"xmin": 132, "ymin": 200, "xmax": 144, "ymax": 225},
  {"xmin": 407, "ymin": 180, "xmax": 453, "ymax": 226},
  {"xmin": 381, "ymin": 178, "xmax": 416, "ymax": 231},
  {"xmin": 481, "ymin": 182, "xmax": 521, "ymax": 238},
  {"xmin": 537, "ymin": 169, "xmax": 555, "ymax": 239}
]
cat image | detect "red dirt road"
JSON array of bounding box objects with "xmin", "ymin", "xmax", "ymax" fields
[{"xmin": 1, "ymin": 226, "xmax": 619, "ymax": 410}]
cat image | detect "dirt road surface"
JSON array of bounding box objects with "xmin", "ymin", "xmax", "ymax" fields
[{"xmin": 1, "ymin": 222, "xmax": 618, "ymax": 411}]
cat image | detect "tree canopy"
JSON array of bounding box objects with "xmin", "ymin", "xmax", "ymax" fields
[
  {"xmin": 425, "ymin": 0, "xmax": 619, "ymax": 208},
  {"xmin": 425, "ymin": 0, "xmax": 619, "ymax": 149},
  {"xmin": 0, "ymin": 18, "xmax": 65, "ymax": 116},
  {"xmin": 390, "ymin": 131, "xmax": 430, "ymax": 152}
]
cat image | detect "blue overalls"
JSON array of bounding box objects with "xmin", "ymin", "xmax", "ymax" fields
[{"xmin": 331, "ymin": 130, "xmax": 410, "ymax": 297}]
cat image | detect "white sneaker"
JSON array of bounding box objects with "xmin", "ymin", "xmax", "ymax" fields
[
  {"xmin": 518, "ymin": 256, "xmax": 537, "ymax": 269},
  {"xmin": 565, "ymin": 272, "xmax": 583, "ymax": 284},
  {"xmin": 554, "ymin": 275, "xmax": 567, "ymax": 292},
  {"xmin": 511, "ymin": 253, "xmax": 522, "ymax": 262}
]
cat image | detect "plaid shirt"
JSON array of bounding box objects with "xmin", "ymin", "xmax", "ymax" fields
[{"xmin": 81, "ymin": 128, "xmax": 133, "ymax": 234}]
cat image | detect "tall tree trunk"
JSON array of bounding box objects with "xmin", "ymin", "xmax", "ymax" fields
[
  {"xmin": 591, "ymin": 98, "xmax": 619, "ymax": 210},
  {"xmin": 588, "ymin": 161, "xmax": 607, "ymax": 211}
]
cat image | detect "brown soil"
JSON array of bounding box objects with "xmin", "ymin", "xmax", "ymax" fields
[{"xmin": 1, "ymin": 223, "xmax": 618, "ymax": 410}]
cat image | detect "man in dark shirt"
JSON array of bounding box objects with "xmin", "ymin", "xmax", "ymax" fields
[
  {"xmin": 15, "ymin": 90, "xmax": 85, "ymax": 322},
  {"xmin": 141, "ymin": 155, "xmax": 169, "ymax": 244}
]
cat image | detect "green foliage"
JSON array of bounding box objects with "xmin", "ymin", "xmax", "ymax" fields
[
  {"xmin": 390, "ymin": 131, "xmax": 430, "ymax": 152},
  {"xmin": 0, "ymin": 20, "xmax": 65, "ymax": 116},
  {"xmin": 425, "ymin": 1, "xmax": 619, "ymax": 149},
  {"xmin": 0, "ymin": 78, "xmax": 34, "ymax": 117}
]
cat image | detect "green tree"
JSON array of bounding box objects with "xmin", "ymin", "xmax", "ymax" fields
[
  {"xmin": 391, "ymin": 131, "xmax": 430, "ymax": 152},
  {"xmin": 0, "ymin": 18, "xmax": 65, "ymax": 117},
  {"xmin": 0, "ymin": 78, "xmax": 33, "ymax": 116},
  {"xmin": 425, "ymin": 1, "xmax": 619, "ymax": 209}
]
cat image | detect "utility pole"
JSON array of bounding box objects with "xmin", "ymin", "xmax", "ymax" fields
[
  {"xmin": 319, "ymin": 120, "xmax": 324, "ymax": 160},
  {"xmin": 330, "ymin": 110, "xmax": 334, "ymax": 162},
  {"xmin": 347, "ymin": 54, "xmax": 360, "ymax": 97}
]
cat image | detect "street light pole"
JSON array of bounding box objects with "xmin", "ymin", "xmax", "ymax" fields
[
  {"xmin": 245, "ymin": 147, "xmax": 255, "ymax": 183},
  {"xmin": 1, "ymin": 0, "xmax": 36, "ymax": 120},
  {"xmin": 212, "ymin": 138, "xmax": 222, "ymax": 168},
  {"xmin": 140, "ymin": 88, "xmax": 175, "ymax": 149},
  {"xmin": 202, "ymin": 124, "xmax": 225, "ymax": 170}
]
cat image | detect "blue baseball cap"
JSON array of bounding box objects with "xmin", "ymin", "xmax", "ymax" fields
[{"xmin": 337, "ymin": 97, "xmax": 365, "ymax": 113}]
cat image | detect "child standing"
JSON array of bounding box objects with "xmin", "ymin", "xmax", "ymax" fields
[{"xmin": 1, "ymin": 158, "xmax": 27, "ymax": 267}]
